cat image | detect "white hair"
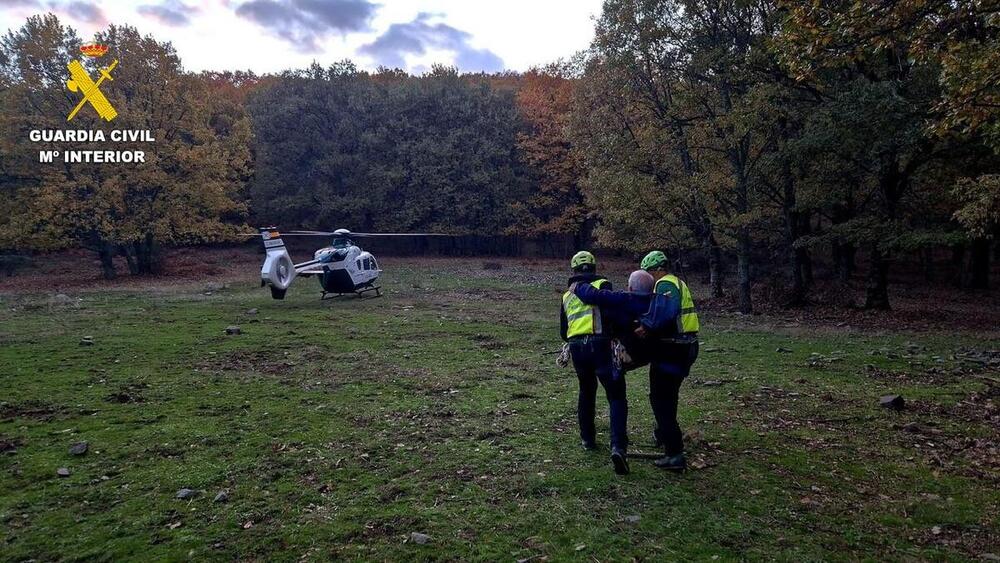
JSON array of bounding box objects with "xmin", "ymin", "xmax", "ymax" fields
[{"xmin": 628, "ymin": 270, "xmax": 655, "ymax": 294}]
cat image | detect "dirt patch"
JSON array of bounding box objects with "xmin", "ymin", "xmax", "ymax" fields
[
  {"xmin": 105, "ymin": 383, "xmax": 149, "ymax": 404},
  {"xmin": 196, "ymin": 346, "xmax": 324, "ymax": 376},
  {"xmin": 899, "ymin": 384, "xmax": 1000, "ymax": 479},
  {"xmin": 0, "ymin": 401, "xmax": 67, "ymax": 422},
  {"xmin": 911, "ymin": 384, "xmax": 999, "ymax": 426},
  {"xmin": 0, "ymin": 246, "xmax": 256, "ymax": 294},
  {"xmin": 862, "ymin": 365, "xmax": 958, "ymax": 386},
  {"xmin": 440, "ymin": 288, "xmax": 527, "ymax": 304},
  {"xmin": 914, "ymin": 522, "xmax": 1000, "ymax": 558},
  {"xmin": 471, "ymin": 333, "xmax": 507, "ymax": 351},
  {"xmin": 360, "ymin": 515, "xmax": 424, "ymax": 541},
  {"xmin": 0, "ymin": 435, "xmax": 23, "ymax": 454}
]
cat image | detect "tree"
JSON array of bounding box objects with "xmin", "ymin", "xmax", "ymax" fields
[
  {"xmin": 508, "ymin": 63, "xmax": 591, "ymax": 249},
  {"xmin": 247, "ymin": 64, "xmax": 528, "ymax": 235},
  {"xmin": 574, "ymin": 0, "xmax": 791, "ymax": 311},
  {"xmin": 779, "ymin": 0, "xmax": 1000, "ymax": 305}
]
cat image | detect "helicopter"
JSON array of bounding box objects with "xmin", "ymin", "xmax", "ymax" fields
[{"xmin": 257, "ymin": 227, "xmax": 444, "ymax": 300}]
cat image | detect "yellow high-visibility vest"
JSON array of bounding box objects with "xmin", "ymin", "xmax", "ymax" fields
[
  {"xmin": 562, "ymin": 278, "xmax": 609, "ymax": 338},
  {"xmin": 655, "ymin": 274, "xmax": 700, "ymax": 334}
]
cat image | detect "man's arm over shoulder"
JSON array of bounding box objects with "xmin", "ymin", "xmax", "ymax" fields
[{"xmin": 574, "ymin": 282, "xmax": 626, "ymax": 307}]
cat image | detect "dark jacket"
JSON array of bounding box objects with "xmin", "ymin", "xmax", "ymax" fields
[
  {"xmin": 573, "ymin": 283, "xmax": 652, "ymax": 335},
  {"xmin": 573, "ymin": 283, "xmax": 659, "ymax": 369},
  {"xmin": 559, "ymin": 273, "xmax": 611, "ymax": 341}
]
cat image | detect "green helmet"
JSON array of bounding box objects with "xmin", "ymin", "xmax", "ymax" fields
[
  {"xmin": 640, "ymin": 250, "xmax": 668, "ymax": 271},
  {"xmin": 570, "ymin": 251, "xmax": 596, "ymax": 270}
]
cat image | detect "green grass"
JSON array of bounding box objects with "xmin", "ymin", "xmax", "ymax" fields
[{"xmin": 1, "ymin": 259, "xmax": 998, "ymax": 561}]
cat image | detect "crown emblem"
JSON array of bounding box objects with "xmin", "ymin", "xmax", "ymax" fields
[{"xmin": 80, "ymin": 43, "xmax": 109, "ymax": 57}]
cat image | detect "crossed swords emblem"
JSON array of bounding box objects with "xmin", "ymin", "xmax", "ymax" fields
[{"xmin": 66, "ymin": 58, "xmax": 118, "ymax": 121}]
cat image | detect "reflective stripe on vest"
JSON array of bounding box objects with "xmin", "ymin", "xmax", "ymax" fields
[
  {"xmin": 656, "ymin": 274, "xmax": 700, "ymax": 334},
  {"xmin": 562, "ymin": 278, "xmax": 609, "ymax": 337}
]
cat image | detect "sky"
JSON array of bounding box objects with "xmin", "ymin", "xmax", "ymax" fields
[{"xmin": 0, "ymin": 0, "xmax": 605, "ymax": 74}]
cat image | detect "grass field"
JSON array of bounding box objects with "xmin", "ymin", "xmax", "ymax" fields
[{"xmin": 1, "ymin": 257, "xmax": 998, "ymax": 561}]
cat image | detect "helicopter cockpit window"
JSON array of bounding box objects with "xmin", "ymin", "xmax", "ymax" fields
[
  {"xmin": 370, "ymin": 258, "xmax": 378, "ymax": 270},
  {"xmin": 356, "ymin": 259, "xmax": 362, "ymax": 270},
  {"xmin": 332, "ymin": 237, "xmax": 351, "ymax": 249}
]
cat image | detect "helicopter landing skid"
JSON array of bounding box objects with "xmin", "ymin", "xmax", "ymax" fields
[{"xmin": 321, "ymin": 285, "xmax": 382, "ymax": 300}]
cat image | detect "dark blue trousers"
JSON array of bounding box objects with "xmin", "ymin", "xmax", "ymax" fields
[
  {"xmin": 650, "ymin": 340, "xmax": 699, "ymax": 456},
  {"xmin": 569, "ymin": 336, "xmax": 628, "ymax": 451}
]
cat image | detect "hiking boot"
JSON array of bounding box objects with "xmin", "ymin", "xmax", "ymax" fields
[
  {"xmin": 611, "ymin": 448, "xmax": 630, "ymax": 475},
  {"xmin": 581, "ymin": 439, "xmax": 597, "ymax": 451},
  {"xmin": 654, "ymin": 453, "xmax": 686, "ymax": 471}
]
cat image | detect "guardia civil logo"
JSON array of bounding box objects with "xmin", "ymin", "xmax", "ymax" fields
[
  {"xmin": 66, "ymin": 42, "xmax": 118, "ymax": 122},
  {"xmin": 27, "ymin": 40, "xmax": 153, "ymax": 164}
]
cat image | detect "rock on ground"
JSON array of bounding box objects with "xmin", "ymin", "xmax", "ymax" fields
[
  {"xmin": 879, "ymin": 394, "xmax": 905, "ymax": 410},
  {"xmin": 409, "ymin": 532, "xmax": 431, "ymax": 545}
]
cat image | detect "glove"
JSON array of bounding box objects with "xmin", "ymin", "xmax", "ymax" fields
[
  {"xmin": 612, "ymin": 339, "xmax": 636, "ymax": 378},
  {"xmin": 556, "ymin": 342, "xmax": 570, "ymax": 368}
]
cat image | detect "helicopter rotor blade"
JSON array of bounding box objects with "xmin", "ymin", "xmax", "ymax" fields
[
  {"xmin": 280, "ymin": 231, "xmax": 457, "ymax": 238},
  {"xmin": 349, "ymin": 232, "xmax": 455, "ymax": 237},
  {"xmin": 237, "ymin": 231, "xmax": 338, "ymax": 237},
  {"xmin": 245, "ymin": 229, "xmax": 459, "ymax": 237}
]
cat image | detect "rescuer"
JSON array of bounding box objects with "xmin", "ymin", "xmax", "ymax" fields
[
  {"xmin": 560, "ymin": 251, "xmax": 629, "ymax": 475},
  {"xmin": 637, "ymin": 250, "xmax": 700, "ymax": 471}
]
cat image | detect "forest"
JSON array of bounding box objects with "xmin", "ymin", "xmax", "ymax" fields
[{"xmin": 1, "ymin": 1, "xmax": 998, "ymax": 313}]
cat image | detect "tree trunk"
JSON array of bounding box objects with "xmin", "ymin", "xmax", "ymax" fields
[
  {"xmin": 737, "ymin": 227, "xmax": 752, "ymax": 313},
  {"xmin": 706, "ymin": 233, "xmax": 724, "ymax": 298},
  {"xmin": 136, "ymin": 233, "xmax": 162, "ymax": 275},
  {"xmin": 121, "ymin": 246, "xmax": 138, "ymax": 275},
  {"xmin": 97, "ymin": 242, "xmax": 116, "ymax": 280},
  {"xmin": 969, "ymin": 238, "xmax": 990, "ymax": 289},
  {"xmin": 120, "ymin": 234, "xmax": 162, "ymax": 275},
  {"xmin": 864, "ymin": 246, "xmax": 891, "ymax": 310}
]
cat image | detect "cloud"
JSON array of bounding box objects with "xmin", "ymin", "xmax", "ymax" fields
[
  {"xmin": 4, "ymin": 0, "xmax": 44, "ymax": 8},
  {"xmin": 358, "ymin": 13, "xmax": 503, "ymax": 73},
  {"xmin": 58, "ymin": 0, "xmax": 106, "ymax": 25},
  {"xmin": 17, "ymin": 1, "xmax": 109, "ymax": 26},
  {"xmin": 235, "ymin": 0, "xmax": 377, "ymax": 52},
  {"xmin": 137, "ymin": 0, "xmax": 197, "ymax": 27}
]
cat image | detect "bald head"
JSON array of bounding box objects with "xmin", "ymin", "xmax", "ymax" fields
[{"xmin": 628, "ymin": 270, "xmax": 655, "ymax": 294}]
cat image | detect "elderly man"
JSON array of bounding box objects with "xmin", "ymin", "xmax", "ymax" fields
[{"xmin": 571, "ymin": 270, "xmax": 661, "ymax": 371}]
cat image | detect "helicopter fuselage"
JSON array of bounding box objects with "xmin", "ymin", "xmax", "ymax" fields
[{"xmin": 312, "ymin": 244, "xmax": 381, "ymax": 294}]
